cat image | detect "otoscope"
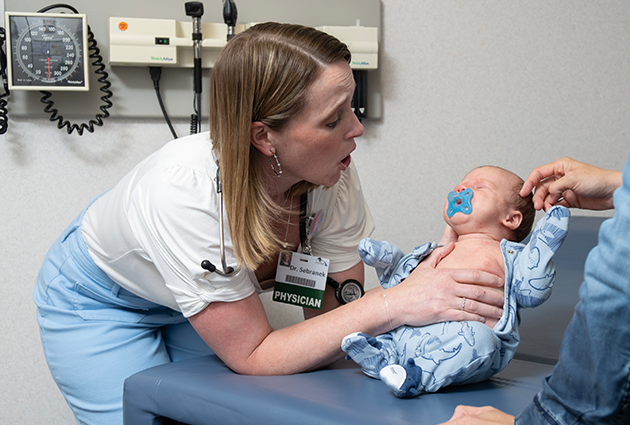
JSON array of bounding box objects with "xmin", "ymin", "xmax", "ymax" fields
[
  {"xmin": 185, "ymin": 1, "xmax": 204, "ymax": 134},
  {"xmin": 223, "ymin": 0, "xmax": 238, "ymax": 41}
]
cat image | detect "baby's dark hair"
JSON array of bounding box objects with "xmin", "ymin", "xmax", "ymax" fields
[
  {"xmin": 478, "ymin": 166, "xmax": 535, "ymax": 242},
  {"xmin": 511, "ymin": 181, "xmax": 535, "ymax": 242}
]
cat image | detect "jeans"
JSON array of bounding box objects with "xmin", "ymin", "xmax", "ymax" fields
[
  {"xmin": 34, "ymin": 203, "xmax": 213, "ymax": 425},
  {"xmin": 516, "ymin": 152, "xmax": 630, "ymax": 424}
]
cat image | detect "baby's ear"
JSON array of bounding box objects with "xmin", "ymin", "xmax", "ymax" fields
[{"xmin": 503, "ymin": 210, "xmax": 523, "ymax": 231}]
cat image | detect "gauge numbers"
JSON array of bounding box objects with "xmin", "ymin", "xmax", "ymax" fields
[{"xmin": 6, "ymin": 12, "xmax": 89, "ymax": 91}]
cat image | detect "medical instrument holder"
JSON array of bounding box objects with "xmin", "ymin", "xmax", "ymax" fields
[
  {"xmin": 185, "ymin": 2, "xmax": 204, "ymax": 134},
  {"xmin": 222, "ymin": 0, "xmax": 238, "ymax": 41}
]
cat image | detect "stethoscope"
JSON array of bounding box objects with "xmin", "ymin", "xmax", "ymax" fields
[
  {"xmin": 200, "ymin": 164, "xmax": 241, "ymax": 277},
  {"xmin": 199, "ymin": 164, "xmax": 363, "ymax": 304}
]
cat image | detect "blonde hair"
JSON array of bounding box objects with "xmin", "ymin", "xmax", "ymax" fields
[{"xmin": 209, "ymin": 22, "xmax": 351, "ymax": 270}]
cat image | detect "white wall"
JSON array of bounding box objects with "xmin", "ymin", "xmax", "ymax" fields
[{"xmin": 2, "ymin": 1, "xmax": 629, "ymax": 423}]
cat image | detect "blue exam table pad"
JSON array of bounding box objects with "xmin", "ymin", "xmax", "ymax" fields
[
  {"xmin": 124, "ymin": 355, "xmax": 552, "ymax": 425},
  {"xmin": 123, "ymin": 216, "xmax": 606, "ymax": 425}
]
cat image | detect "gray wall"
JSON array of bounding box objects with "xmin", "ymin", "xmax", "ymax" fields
[{"xmin": 2, "ymin": 1, "xmax": 629, "ymax": 423}]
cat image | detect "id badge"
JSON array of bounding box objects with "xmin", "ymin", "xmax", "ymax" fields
[{"xmin": 273, "ymin": 251, "xmax": 329, "ymax": 310}]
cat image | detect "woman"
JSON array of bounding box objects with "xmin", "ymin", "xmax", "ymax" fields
[{"xmin": 34, "ymin": 23, "xmax": 504, "ymax": 425}]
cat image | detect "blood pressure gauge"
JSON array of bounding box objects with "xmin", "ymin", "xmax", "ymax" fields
[{"xmin": 5, "ymin": 12, "xmax": 89, "ymax": 91}]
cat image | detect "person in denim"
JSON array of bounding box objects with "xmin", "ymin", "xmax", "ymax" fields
[{"xmin": 440, "ymin": 155, "xmax": 628, "ymax": 425}]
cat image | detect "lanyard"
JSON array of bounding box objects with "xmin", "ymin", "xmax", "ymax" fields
[{"xmin": 299, "ymin": 192, "xmax": 311, "ymax": 254}]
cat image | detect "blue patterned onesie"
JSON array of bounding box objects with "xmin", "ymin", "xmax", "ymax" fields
[{"xmin": 341, "ymin": 205, "xmax": 570, "ymax": 397}]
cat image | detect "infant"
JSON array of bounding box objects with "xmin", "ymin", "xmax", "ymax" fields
[{"xmin": 341, "ymin": 166, "xmax": 570, "ymax": 397}]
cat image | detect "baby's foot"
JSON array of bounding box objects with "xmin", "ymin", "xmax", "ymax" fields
[
  {"xmin": 379, "ymin": 359, "xmax": 424, "ymax": 398},
  {"xmin": 380, "ymin": 364, "xmax": 408, "ymax": 393},
  {"xmin": 341, "ymin": 332, "xmax": 390, "ymax": 378}
]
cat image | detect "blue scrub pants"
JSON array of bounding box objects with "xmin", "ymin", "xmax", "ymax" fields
[{"xmin": 33, "ymin": 204, "xmax": 213, "ymax": 425}]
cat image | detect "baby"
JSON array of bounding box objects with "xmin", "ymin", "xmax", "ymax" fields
[{"xmin": 341, "ymin": 166, "xmax": 570, "ymax": 397}]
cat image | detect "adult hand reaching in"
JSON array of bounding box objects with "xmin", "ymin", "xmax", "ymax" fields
[
  {"xmin": 437, "ymin": 405, "xmax": 515, "ymax": 424},
  {"xmin": 520, "ymin": 156, "xmax": 621, "ymax": 211}
]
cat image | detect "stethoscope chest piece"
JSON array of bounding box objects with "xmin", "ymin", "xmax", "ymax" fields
[{"xmin": 326, "ymin": 277, "xmax": 364, "ymax": 304}]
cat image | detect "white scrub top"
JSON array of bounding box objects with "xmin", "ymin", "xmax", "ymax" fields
[{"xmin": 81, "ymin": 132, "xmax": 374, "ymax": 317}]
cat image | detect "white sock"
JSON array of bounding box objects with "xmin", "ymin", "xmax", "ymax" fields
[{"xmin": 379, "ymin": 364, "xmax": 406, "ymax": 389}]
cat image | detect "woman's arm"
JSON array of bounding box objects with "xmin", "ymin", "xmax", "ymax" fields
[{"xmin": 188, "ymin": 263, "xmax": 504, "ymax": 376}]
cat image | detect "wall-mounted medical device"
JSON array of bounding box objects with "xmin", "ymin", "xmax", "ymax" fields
[
  {"xmin": 316, "ymin": 25, "xmax": 378, "ymax": 119},
  {"xmin": 108, "ymin": 16, "xmax": 377, "ymax": 122},
  {"xmin": 5, "ymin": 12, "xmax": 90, "ymax": 91},
  {"xmin": 109, "ymin": 17, "xmax": 244, "ymax": 68},
  {"xmin": 317, "ymin": 26, "xmax": 378, "ymax": 71},
  {"xmin": 0, "ymin": 4, "xmax": 113, "ymax": 136},
  {"xmin": 2, "ymin": 0, "xmax": 381, "ymax": 123},
  {"xmin": 108, "ymin": 17, "xmax": 378, "ymax": 71}
]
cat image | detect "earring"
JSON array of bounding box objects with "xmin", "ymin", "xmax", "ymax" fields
[{"xmin": 269, "ymin": 150, "xmax": 282, "ymax": 177}]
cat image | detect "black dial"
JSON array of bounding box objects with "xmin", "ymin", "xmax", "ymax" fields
[
  {"xmin": 327, "ymin": 277, "xmax": 364, "ymax": 305},
  {"xmin": 7, "ymin": 13, "xmax": 88, "ymax": 90},
  {"xmin": 337, "ymin": 279, "xmax": 364, "ymax": 304}
]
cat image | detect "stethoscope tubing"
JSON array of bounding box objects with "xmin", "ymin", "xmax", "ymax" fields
[{"xmin": 201, "ymin": 164, "xmax": 241, "ymax": 277}]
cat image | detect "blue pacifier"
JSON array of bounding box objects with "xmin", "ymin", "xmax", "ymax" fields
[{"xmin": 447, "ymin": 188, "xmax": 473, "ymax": 217}]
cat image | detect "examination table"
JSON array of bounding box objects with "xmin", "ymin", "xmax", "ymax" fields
[{"xmin": 123, "ymin": 216, "xmax": 605, "ymax": 425}]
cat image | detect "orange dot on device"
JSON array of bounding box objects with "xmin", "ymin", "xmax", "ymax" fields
[{"xmin": 119, "ymin": 22, "xmax": 128, "ymax": 31}]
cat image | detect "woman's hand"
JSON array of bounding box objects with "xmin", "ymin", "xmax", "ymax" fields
[
  {"xmin": 520, "ymin": 156, "xmax": 621, "ymax": 211},
  {"xmin": 438, "ymin": 405, "xmax": 515, "ymax": 424},
  {"xmin": 416, "ymin": 242, "xmax": 455, "ymax": 270},
  {"xmin": 387, "ymin": 257, "xmax": 504, "ymax": 328}
]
